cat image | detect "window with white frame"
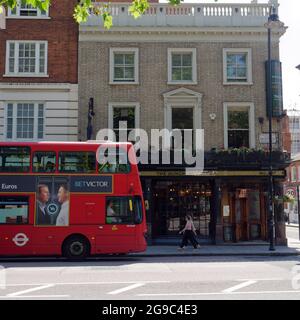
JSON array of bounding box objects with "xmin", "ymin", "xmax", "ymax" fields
[
  {"xmin": 292, "ymin": 138, "xmax": 300, "ymax": 155},
  {"xmin": 6, "ymin": 103, "xmax": 44, "ymax": 140},
  {"xmin": 8, "ymin": 0, "xmax": 48, "ymax": 17},
  {"xmin": 290, "ymin": 118, "xmax": 300, "ymax": 130},
  {"xmin": 109, "ymin": 48, "xmax": 139, "ymax": 84},
  {"xmin": 224, "ymin": 103, "xmax": 255, "ymax": 149},
  {"xmin": 171, "ymin": 107, "xmax": 194, "ymax": 149},
  {"xmin": 223, "ymin": 48, "xmax": 252, "ymax": 84},
  {"xmin": 108, "ymin": 103, "xmax": 140, "ymax": 142},
  {"xmin": 168, "ymin": 48, "xmax": 197, "ymax": 84},
  {"xmin": 5, "ymin": 41, "xmax": 47, "ymax": 76},
  {"xmin": 291, "ymin": 166, "xmax": 297, "ymax": 182}
]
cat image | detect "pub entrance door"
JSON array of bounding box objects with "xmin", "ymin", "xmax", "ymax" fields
[
  {"xmin": 234, "ymin": 189, "xmax": 266, "ymax": 242},
  {"xmin": 152, "ymin": 180, "xmax": 212, "ymax": 240}
]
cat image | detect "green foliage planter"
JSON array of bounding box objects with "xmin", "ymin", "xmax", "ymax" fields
[
  {"xmin": 205, "ymin": 148, "xmax": 290, "ymax": 170},
  {"xmin": 282, "ymin": 195, "xmax": 295, "ymax": 204}
]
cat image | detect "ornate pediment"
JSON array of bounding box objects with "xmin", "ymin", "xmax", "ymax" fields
[{"xmin": 163, "ymin": 87, "xmax": 203, "ymax": 102}]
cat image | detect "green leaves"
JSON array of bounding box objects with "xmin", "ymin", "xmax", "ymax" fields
[
  {"xmin": 73, "ymin": 0, "xmax": 113, "ymax": 29},
  {"xmin": 73, "ymin": 0, "xmax": 92, "ymax": 24},
  {"xmin": 25, "ymin": 0, "xmax": 50, "ymax": 11},
  {"xmin": 168, "ymin": 0, "xmax": 183, "ymax": 5},
  {"xmin": 129, "ymin": 0, "xmax": 150, "ymax": 19},
  {"xmin": 102, "ymin": 11, "xmax": 113, "ymax": 30},
  {"xmin": 0, "ymin": 0, "xmax": 50, "ymax": 12},
  {"xmin": 5, "ymin": 0, "xmax": 17, "ymax": 9}
]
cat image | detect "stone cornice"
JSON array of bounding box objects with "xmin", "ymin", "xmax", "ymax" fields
[
  {"xmin": 0, "ymin": 83, "xmax": 78, "ymax": 91},
  {"xmin": 79, "ymin": 26, "xmax": 285, "ymax": 42}
]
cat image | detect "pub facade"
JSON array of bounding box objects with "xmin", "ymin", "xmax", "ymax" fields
[{"xmin": 78, "ymin": 0, "xmax": 289, "ymax": 244}]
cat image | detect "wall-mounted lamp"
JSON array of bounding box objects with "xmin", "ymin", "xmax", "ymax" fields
[
  {"xmin": 209, "ymin": 113, "xmax": 216, "ymax": 121},
  {"xmin": 258, "ymin": 117, "xmax": 264, "ymax": 125}
]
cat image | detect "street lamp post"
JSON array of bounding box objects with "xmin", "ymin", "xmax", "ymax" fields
[
  {"xmin": 267, "ymin": 16, "xmax": 275, "ymax": 250},
  {"xmin": 265, "ymin": 6, "xmax": 284, "ymax": 251}
]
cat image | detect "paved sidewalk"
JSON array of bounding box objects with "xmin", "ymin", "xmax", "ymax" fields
[{"xmin": 131, "ymin": 240, "xmax": 300, "ymax": 257}]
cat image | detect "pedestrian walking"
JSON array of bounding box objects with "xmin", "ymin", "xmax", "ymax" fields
[{"xmin": 178, "ymin": 215, "xmax": 201, "ymax": 250}]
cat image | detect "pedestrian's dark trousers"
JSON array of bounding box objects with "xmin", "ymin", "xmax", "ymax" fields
[{"xmin": 180, "ymin": 230, "xmax": 198, "ymax": 248}]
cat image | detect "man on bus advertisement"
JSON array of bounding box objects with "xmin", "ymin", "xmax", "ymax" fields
[{"xmin": 35, "ymin": 177, "xmax": 70, "ymax": 226}]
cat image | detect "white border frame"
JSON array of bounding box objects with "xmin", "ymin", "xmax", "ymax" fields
[
  {"xmin": 291, "ymin": 166, "xmax": 297, "ymax": 183},
  {"xmin": 7, "ymin": 0, "xmax": 49, "ymax": 19},
  {"xmin": 223, "ymin": 48, "xmax": 253, "ymax": 85},
  {"xmin": 4, "ymin": 40, "xmax": 48, "ymax": 77},
  {"xmin": 108, "ymin": 102, "xmax": 140, "ymax": 131},
  {"xmin": 167, "ymin": 48, "xmax": 197, "ymax": 85},
  {"xmin": 109, "ymin": 48, "xmax": 139, "ymax": 85},
  {"xmin": 4, "ymin": 102, "xmax": 45, "ymax": 141},
  {"xmin": 223, "ymin": 102, "xmax": 255, "ymax": 149},
  {"xmin": 163, "ymin": 88, "xmax": 203, "ymax": 149}
]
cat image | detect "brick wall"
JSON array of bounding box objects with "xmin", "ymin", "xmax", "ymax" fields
[
  {"xmin": 0, "ymin": 0, "xmax": 78, "ymax": 83},
  {"xmin": 78, "ymin": 40, "xmax": 282, "ymax": 149},
  {"xmin": 282, "ymin": 114, "xmax": 292, "ymax": 153}
]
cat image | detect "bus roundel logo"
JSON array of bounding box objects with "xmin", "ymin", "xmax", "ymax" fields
[
  {"xmin": 46, "ymin": 203, "xmax": 59, "ymax": 215},
  {"xmin": 12, "ymin": 233, "xmax": 29, "ymax": 247}
]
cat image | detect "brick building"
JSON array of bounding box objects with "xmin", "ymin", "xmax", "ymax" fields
[
  {"xmin": 78, "ymin": 0, "xmax": 289, "ymax": 244},
  {"xmin": 0, "ymin": 0, "xmax": 78, "ymax": 141},
  {"xmin": 284, "ymin": 153, "xmax": 300, "ymax": 224},
  {"xmin": 282, "ymin": 112, "xmax": 292, "ymax": 154},
  {"xmin": 289, "ymin": 114, "xmax": 300, "ymax": 155}
]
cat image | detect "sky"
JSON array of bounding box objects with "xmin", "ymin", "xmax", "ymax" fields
[{"xmin": 161, "ymin": 0, "xmax": 300, "ymax": 112}]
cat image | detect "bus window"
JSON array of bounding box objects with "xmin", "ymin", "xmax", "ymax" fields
[
  {"xmin": 106, "ymin": 197, "xmax": 142, "ymax": 225},
  {"xmin": 33, "ymin": 151, "xmax": 56, "ymax": 173},
  {"xmin": 98, "ymin": 148, "xmax": 130, "ymax": 174},
  {"xmin": 133, "ymin": 196, "xmax": 143, "ymax": 224},
  {"xmin": 0, "ymin": 146, "xmax": 30, "ymax": 172},
  {"xmin": 59, "ymin": 152, "xmax": 96, "ymax": 173},
  {"xmin": 0, "ymin": 196, "xmax": 29, "ymax": 224}
]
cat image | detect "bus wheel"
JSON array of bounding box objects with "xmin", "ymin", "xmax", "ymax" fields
[{"xmin": 63, "ymin": 236, "xmax": 90, "ymax": 259}]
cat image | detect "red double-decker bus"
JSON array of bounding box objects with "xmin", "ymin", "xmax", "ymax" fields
[{"xmin": 0, "ymin": 141, "xmax": 147, "ymax": 259}]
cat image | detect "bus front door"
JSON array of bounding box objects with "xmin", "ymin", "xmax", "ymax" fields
[{"xmin": 96, "ymin": 197, "xmax": 138, "ymax": 254}]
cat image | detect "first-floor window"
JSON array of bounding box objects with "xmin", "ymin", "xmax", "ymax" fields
[
  {"xmin": 6, "ymin": 102, "xmax": 44, "ymax": 140},
  {"xmin": 224, "ymin": 103, "xmax": 255, "ymax": 149},
  {"xmin": 109, "ymin": 103, "xmax": 140, "ymax": 143},
  {"xmin": 6, "ymin": 41, "xmax": 47, "ymax": 76},
  {"xmin": 171, "ymin": 107, "xmax": 194, "ymax": 149},
  {"xmin": 113, "ymin": 107, "xmax": 135, "ymax": 141},
  {"xmin": 227, "ymin": 109, "xmax": 249, "ymax": 148}
]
